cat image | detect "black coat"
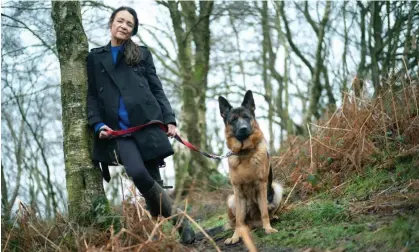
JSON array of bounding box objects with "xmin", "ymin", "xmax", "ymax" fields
[{"xmin": 86, "ymin": 42, "xmax": 175, "ymax": 168}]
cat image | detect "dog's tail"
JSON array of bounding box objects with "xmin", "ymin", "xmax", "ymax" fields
[
  {"xmin": 267, "ymin": 163, "xmax": 284, "ymax": 212},
  {"xmin": 269, "ymin": 182, "xmax": 283, "ymax": 205}
]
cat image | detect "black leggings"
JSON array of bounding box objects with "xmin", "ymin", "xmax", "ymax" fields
[{"xmin": 117, "ymin": 137, "xmax": 160, "ymax": 194}]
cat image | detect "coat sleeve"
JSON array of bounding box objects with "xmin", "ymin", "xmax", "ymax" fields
[
  {"xmin": 144, "ymin": 49, "xmax": 177, "ymax": 126},
  {"xmin": 86, "ymin": 52, "xmax": 102, "ymax": 128}
]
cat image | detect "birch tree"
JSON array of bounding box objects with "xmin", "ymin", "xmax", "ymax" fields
[{"xmin": 51, "ymin": 1, "xmax": 108, "ymax": 224}]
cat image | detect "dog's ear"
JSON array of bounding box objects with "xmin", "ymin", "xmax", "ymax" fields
[
  {"xmin": 241, "ymin": 90, "xmax": 255, "ymax": 113},
  {"xmin": 218, "ymin": 96, "xmax": 232, "ymax": 120}
]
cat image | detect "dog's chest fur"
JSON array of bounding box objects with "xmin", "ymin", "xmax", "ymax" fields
[{"xmin": 227, "ymin": 141, "xmax": 269, "ymax": 187}]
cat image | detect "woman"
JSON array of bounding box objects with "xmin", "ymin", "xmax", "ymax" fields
[{"xmin": 86, "ymin": 6, "xmax": 194, "ymax": 244}]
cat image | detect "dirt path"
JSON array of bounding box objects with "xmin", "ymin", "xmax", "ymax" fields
[{"xmin": 188, "ymin": 225, "xmax": 295, "ymax": 252}]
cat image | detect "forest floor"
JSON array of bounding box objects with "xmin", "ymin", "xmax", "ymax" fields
[{"xmin": 186, "ymin": 157, "xmax": 419, "ymax": 252}]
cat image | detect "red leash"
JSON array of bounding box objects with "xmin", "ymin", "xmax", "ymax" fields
[{"xmin": 104, "ymin": 120, "xmax": 233, "ymax": 160}]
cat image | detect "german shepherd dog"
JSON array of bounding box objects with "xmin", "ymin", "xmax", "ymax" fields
[{"xmin": 218, "ymin": 90, "xmax": 283, "ymax": 245}]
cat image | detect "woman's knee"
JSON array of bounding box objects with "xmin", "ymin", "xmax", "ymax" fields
[{"xmin": 126, "ymin": 166, "xmax": 150, "ymax": 181}]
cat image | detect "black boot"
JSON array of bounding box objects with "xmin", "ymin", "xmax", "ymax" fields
[
  {"xmin": 142, "ymin": 182, "xmax": 195, "ymax": 244},
  {"xmin": 142, "ymin": 181, "xmax": 172, "ymax": 217},
  {"xmin": 172, "ymin": 208, "xmax": 196, "ymax": 244}
]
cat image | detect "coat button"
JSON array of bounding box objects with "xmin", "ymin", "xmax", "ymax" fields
[
  {"xmin": 99, "ymin": 87, "xmax": 104, "ymax": 92},
  {"xmin": 133, "ymin": 67, "xmax": 138, "ymax": 71},
  {"xmin": 139, "ymin": 83, "xmax": 144, "ymax": 87},
  {"xmin": 101, "ymin": 69, "xmax": 105, "ymax": 72}
]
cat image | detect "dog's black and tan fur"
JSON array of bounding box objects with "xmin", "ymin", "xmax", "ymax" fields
[{"xmin": 218, "ymin": 90, "xmax": 283, "ymax": 245}]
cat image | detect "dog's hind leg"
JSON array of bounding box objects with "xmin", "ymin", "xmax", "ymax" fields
[{"xmin": 257, "ymin": 182, "xmax": 278, "ymax": 234}]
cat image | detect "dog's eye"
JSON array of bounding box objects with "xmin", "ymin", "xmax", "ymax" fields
[{"xmin": 231, "ymin": 116, "xmax": 238, "ymax": 121}]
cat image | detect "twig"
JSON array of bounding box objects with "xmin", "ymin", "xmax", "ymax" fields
[
  {"xmin": 389, "ymin": 85, "xmax": 401, "ymax": 136},
  {"xmin": 359, "ymin": 99, "xmax": 380, "ymax": 133},
  {"xmin": 402, "ymin": 57, "xmax": 412, "ymax": 85},
  {"xmin": 410, "ymin": 85, "xmax": 419, "ymax": 117},
  {"xmin": 3, "ymin": 213, "xmax": 19, "ymax": 250},
  {"xmin": 379, "ymin": 96, "xmax": 389, "ymax": 152},
  {"xmin": 117, "ymin": 244, "xmax": 144, "ymax": 251},
  {"xmin": 147, "ymin": 213, "xmax": 182, "ymax": 243},
  {"xmin": 377, "ymin": 185, "xmax": 393, "ymax": 196},
  {"xmin": 135, "ymin": 243, "xmax": 144, "ymax": 252},
  {"xmin": 403, "ymin": 57, "xmax": 419, "ymax": 116},
  {"xmin": 311, "ymin": 137, "xmax": 345, "ymax": 155},
  {"xmin": 238, "ymin": 226, "xmax": 257, "ymax": 252},
  {"xmin": 400, "ymin": 58, "xmax": 413, "ymax": 119},
  {"xmin": 307, "ymin": 123, "xmax": 314, "ymax": 170},
  {"xmin": 340, "ymin": 93, "xmax": 354, "ymax": 129},
  {"xmin": 342, "ymin": 90, "xmax": 382, "ymax": 108},
  {"xmin": 317, "ymin": 106, "xmax": 341, "ymax": 134},
  {"xmin": 128, "ymin": 186, "xmax": 144, "ymax": 225},
  {"xmin": 183, "ymin": 212, "xmax": 222, "ymax": 252},
  {"xmin": 309, "ymin": 123, "xmax": 352, "ymax": 132},
  {"xmin": 115, "ymin": 228, "xmax": 145, "ymax": 242},
  {"xmin": 119, "ymin": 172, "xmax": 125, "ymax": 203},
  {"xmin": 29, "ymin": 223, "xmax": 62, "ymax": 251},
  {"xmin": 330, "ymin": 180, "xmax": 351, "ymax": 192},
  {"xmin": 172, "ymin": 198, "xmax": 189, "ymax": 236},
  {"xmin": 284, "ymin": 175, "xmax": 302, "ymax": 206}
]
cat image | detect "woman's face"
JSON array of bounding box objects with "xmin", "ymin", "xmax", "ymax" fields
[{"xmin": 110, "ymin": 10, "xmax": 135, "ymax": 41}]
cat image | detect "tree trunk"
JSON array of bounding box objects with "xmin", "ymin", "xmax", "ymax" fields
[
  {"xmin": 51, "ymin": 1, "xmax": 108, "ymax": 225},
  {"xmin": 355, "ymin": 1, "xmax": 368, "ymax": 98},
  {"xmin": 370, "ymin": 1, "xmax": 383, "ymax": 95},
  {"xmin": 165, "ymin": 1, "xmax": 216, "ymax": 194},
  {"xmin": 1, "ymin": 163, "xmax": 9, "ymax": 221},
  {"xmin": 283, "ymin": 45, "xmax": 293, "ymax": 135},
  {"xmin": 304, "ymin": 1, "xmax": 331, "ymax": 123},
  {"xmin": 261, "ymin": 1, "xmax": 275, "ymax": 152}
]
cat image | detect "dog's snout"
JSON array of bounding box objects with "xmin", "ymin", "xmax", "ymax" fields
[
  {"xmin": 239, "ymin": 125, "xmax": 248, "ymax": 133},
  {"xmin": 235, "ymin": 121, "xmax": 251, "ymax": 141}
]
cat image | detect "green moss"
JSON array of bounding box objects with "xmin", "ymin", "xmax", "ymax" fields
[
  {"xmin": 280, "ymin": 200, "xmax": 349, "ymax": 226},
  {"xmin": 256, "ymin": 222, "xmax": 367, "ymax": 250},
  {"xmin": 361, "ymin": 214, "xmax": 419, "ymax": 251},
  {"xmin": 394, "ymin": 158, "xmax": 419, "ymax": 180},
  {"xmin": 197, "ymin": 213, "xmax": 227, "ymax": 231},
  {"xmin": 254, "ymin": 203, "xmax": 418, "ymax": 251},
  {"xmin": 343, "ymin": 167, "xmax": 391, "ymax": 200}
]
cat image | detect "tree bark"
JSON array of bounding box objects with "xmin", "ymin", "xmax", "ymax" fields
[
  {"xmin": 261, "ymin": 1, "xmax": 275, "ymax": 152},
  {"xmin": 355, "ymin": 1, "xmax": 368, "ymax": 98},
  {"xmin": 164, "ymin": 1, "xmax": 216, "ymax": 193},
  {"xmin": 51, "ymin": 1, "xmax": 108, "ymax": 224},
  {"xmin": 369, "ymin": 1, "xmax": 383, "ymax": 94}
]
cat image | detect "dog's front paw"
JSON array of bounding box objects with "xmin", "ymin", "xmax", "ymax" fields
[
  {"xmin": 225, "ymin": 235, "xmax": 241, "ymax": 245},
  {"xmin": 264, "ymin": 227, "xmax": 278, "ymax": 234}
]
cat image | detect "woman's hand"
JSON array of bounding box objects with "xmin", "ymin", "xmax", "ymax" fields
[
  {"xmin": 167, "ymin": 124, "xmax": 177, "ymax": 138},
  {"xmin": 99, "ymin": 125, "xmax": 113, "ymax": 139}
]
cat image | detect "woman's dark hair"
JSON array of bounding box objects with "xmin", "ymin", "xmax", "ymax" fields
[{"xmin": 109, "ymin": 6, "xmax": 141, "ymax": 65}]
